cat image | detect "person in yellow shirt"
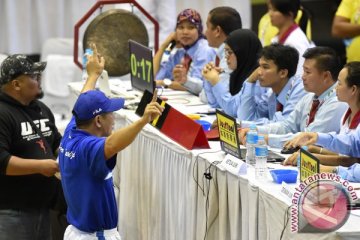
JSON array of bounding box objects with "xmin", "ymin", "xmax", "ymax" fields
[
  {"xmin": 332, "ymin": 0, "xmax": 360, "ymax": 62},
  {"xmin": 258, "ymin": 1, "xmax": 312, "ymax": 46}
]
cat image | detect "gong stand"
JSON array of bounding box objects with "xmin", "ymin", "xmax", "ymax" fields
[{"xmin": 73, "ymin": 0, "xmax": 159, "ymax": 74}]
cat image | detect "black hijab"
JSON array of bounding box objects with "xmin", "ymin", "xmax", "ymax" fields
[{"xmin": 225, "ymin": 29, "xmax": 262, "ymax": 95}]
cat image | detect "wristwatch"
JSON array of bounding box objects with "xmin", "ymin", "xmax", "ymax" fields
[{"xmin": 163, "ymin": 78, "xmax": 172, "ymax": 88}]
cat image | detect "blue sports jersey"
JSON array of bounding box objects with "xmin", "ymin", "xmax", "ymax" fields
[{"xmin": 58, "ymin": 117, "xmax": 118, "ymax": 232}]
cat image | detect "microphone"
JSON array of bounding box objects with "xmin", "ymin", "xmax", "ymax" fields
[{"xmin": 169, "ymin": 40, "xmax": 176, "ymax": 50}]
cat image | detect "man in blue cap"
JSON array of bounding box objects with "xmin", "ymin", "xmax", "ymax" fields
[
  {"xmin": 0, "ymin": 54, "xmax": 61, "ymax": 239},
  {"xmin": 59, "ymin": 45, "xmax": 163, "ymax": 239}
]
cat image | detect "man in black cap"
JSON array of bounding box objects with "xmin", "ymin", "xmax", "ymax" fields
[{"xmin": 0, "ymin": 54, "xmax": 64, "ymax": 239}]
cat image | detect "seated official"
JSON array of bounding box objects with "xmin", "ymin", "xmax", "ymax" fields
[
  {"xmin": 199, "ymin": 6, "xmax": 242, "ymax": 107},
  {"xmin": 239, "ymin": 47, "xmax": 348, "ymax": 148},
  {"xmin": 155, "ymin": 8, "xmax": 215, "ymax": 95},
  {"xmin": 284, "ymin": 62, "xmax": 360, "ymax": 166},
  {"xmin": 238, "ymin": 44, "xmax": 307, "ymax": 126},
  {"xmin": 202, "ymin": 29, "xmax": 262, "ymax": 117}
]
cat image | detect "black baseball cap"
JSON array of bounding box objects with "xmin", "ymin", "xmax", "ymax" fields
[{"xmin": 0, "ymin": 54, "xmax": 46, "ymax": 85}]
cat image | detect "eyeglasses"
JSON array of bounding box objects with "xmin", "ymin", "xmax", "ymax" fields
[{"xmin": 225, "ymin": 49, "xmax": 234, "ymax": 56}]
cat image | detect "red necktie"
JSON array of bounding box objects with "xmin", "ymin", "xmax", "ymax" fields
[
  {"xmin": 308, "ymin": 99, "xmax": 320, "ymax": 125},
  {"xmin": 182, "ymin": 53, "xmax": 192, "ymax": 72},
  {"xmin": 276, "ymin": 101, "xmax": 283, "ymax": 112},
  {"xmin": 215, "ymin": 56, "xmax": 220, "ymax": 67}
]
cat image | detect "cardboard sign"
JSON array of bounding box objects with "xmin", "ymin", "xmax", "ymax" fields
[
  {"xmin": 216, "ymin": 110, "xmax": 242, "ymax": 159},
  {"xmin": 219, "ymin": 154, "xmax": 247, "ymax": 176},
  {"xmin": 299, "ymin": 148, "xmax": 320, "ymax": 182}
]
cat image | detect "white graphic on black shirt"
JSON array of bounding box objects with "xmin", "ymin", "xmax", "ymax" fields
[{"xmin": 20, "ymin": 119, "xmax": 51, "ymax": 141}]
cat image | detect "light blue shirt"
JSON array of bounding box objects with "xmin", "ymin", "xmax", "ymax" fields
[
  {"xmin": 200, "ymin": 43, "xmax": 230, "ymax": 107},
  {"xmin": 156, "ymin": 38, "xmax": 216, "ymax": 95},
  {"xmin": 257, "ymin": 83, "xmax": 348, "ymax": 148},
  {"xmin": 315, "ymin": 111, "xmax": 360, "ymax": 182},
  {"xmin": 337, "ymin": 164, "xmax": 360, "ymax": 182},
  {"xmin": 239, "ymin": 75, "xmax": 306, "ymax": 126},
  {"xmin": 317, "ymin": 127, "xmax": 360, "ymax": 158},
  {"xmin": 211, "ymin": 75, "xmax": 268, "ymax": 118}
]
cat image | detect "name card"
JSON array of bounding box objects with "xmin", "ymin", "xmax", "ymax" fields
[
  {"xmin": 220, "ymin": 154, "xmax": 247, "ymax": 176},
  {"xmin": 280, "ymin": 181, "xmax": 295, "ymax": 205}
]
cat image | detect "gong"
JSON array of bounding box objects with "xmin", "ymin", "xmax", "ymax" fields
[{"xmin": 83, "ymin": 9, "xmax": 149, "ymax": 76}]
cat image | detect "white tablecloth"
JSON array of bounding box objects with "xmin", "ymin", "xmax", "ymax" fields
[
  {"xmin": 110, "ymin": 110, "xmax": 360, "ymax": 240},
  {"xmin": 69, "ymin": 82, "xmax": 360, "ymax": 240}
]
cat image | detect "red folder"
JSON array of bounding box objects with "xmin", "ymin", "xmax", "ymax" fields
[{"xmin": 160, "ymin": 107, "xmax": 210, "ymax": 150}]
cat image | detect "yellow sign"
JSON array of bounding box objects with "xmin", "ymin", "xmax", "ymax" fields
[
  {"xmin": 300, "ymin": 150, "xmax": 319, "ymax": 182},
  {"xmin": 217, "ymin": 114, "xmax": 237, "ymax": 148}
]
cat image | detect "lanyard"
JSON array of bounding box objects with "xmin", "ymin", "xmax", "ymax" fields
[
  {"xmin": 342, "ymin": 108, "xmax": 360, "ymax": 129},
  {"xmin": 279, "ymin": 24, "xmax": 298, "ymax": 44}
]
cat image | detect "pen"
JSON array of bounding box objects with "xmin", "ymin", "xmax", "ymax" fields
[{"xmin": 196, "ymin": 111, "xmax": 216, "ymax": 115}]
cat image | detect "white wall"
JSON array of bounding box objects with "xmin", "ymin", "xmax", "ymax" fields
[{"xmin": 0, "ymin": 0, "xmax": 251, "ymax": 55}]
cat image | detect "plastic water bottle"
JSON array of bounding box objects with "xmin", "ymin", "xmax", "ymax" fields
[
  {"xmin": 82, "ymin": 48, "xmax": 93, "ymax": 81},
  {"xmin": 246, "ymin": 124, "xmax": 258, "ymax": 166},
  {"xmin": 297, "ymin": 146, "xmax": 308, "ymax": 170},
  {"xmin": 255, "ymin": 135, "xmax": 268, "ymax": 180}
]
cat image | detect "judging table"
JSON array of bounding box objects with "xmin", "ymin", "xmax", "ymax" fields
[{"xmin": 69, "ymin": 81, "xmax": 360, "ymax": 240}]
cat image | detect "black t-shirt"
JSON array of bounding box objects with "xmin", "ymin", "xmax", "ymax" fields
[{"xmin": 0, "ymin": 93, "xmax": 62, "ymax": 210}]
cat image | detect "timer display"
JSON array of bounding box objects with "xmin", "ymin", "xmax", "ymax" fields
[
  {"xmin": 130, "ymin": 54, "xmax": 152, "ymax": 83},
  {"xmin": 128, "ymin": 40, "xmax": 155, "ymax": 92}
]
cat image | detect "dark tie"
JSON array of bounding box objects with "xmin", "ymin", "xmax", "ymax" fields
[
  {"xmin": 276, "ymin": 101, "xmax": 283, "ymax": 112},
  {"xmin": 182, "ymin": 53, "xmax": 192, "ymax": 72},
  {"xmin": 215, "ymin": 55, "xmax": 220, "ymax": 67},
  {"xmin": 308, "ymin": 99, "xmax": 320, "ymax": 125}
]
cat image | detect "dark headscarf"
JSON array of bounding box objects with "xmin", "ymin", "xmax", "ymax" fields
[
  {"xmin": 176, "ymin": 8, "xmax": 204, "ymax": 49},
  {"xmin": 225, "ymin": 29, "xmax": 262, "ymax": 95}
]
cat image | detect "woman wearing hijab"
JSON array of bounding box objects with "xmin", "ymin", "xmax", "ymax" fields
[
  {"xmin": 202, "ymin": 28, "xmax": 262, "ymax": 116},
  {"xmin": 154, "ymin": 8, "xmax": 215, "ymax": 95}
]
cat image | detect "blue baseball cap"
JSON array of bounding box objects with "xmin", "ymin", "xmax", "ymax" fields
[{"xmin": 72, "ymin": 90, "xmax": 125, "ymax": 121}]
